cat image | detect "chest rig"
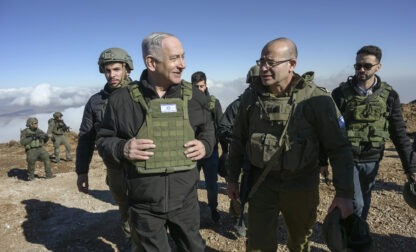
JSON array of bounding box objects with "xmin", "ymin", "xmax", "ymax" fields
[
  {"xmin": 127, "ymin": 81, "xmax": 196, "ymax": 174},
  {"xmin": 340, "ymin": 81, "xmax": 391, "ymax": 148},
  {"xmin": 246, "ymin": 81, "xmax": 317, "ymax": 171},
  {"xmin": 22, "ymin": 128, "xmax": 43, "ymax": 150}
]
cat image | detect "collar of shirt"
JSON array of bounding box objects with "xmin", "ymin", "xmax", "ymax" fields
[{"xmin": 356, "ymin": 77, "xmax": 378, "ymax": 96}]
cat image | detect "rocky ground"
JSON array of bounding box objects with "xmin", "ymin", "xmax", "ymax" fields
[{"xmin": 0, "ymin": 104, "xmax": 415, "ymax": 251}]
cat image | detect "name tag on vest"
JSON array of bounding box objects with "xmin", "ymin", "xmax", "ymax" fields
[{"xmin": 161, "ymin": 104, "xmax": 177, "ymax": 113}]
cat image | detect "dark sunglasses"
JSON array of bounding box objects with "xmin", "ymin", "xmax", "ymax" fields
[{"xmin": 354, "ymin": 63, "xmax": 379, "ymax": 70}]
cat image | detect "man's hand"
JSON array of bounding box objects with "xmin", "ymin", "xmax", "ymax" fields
[
  {"xmin": 184, "ymin": 140, "xmax": 206, "ymax": 160},
  {"xmin": 77, "ymin": 173, "xmax": 89, "ymax": 194},
  {"xmin": 328, "ymin": 197, "xmax": 353, "ymax": 219},
  {"xmin": 123, "ymin": 138, "xmax": 155, "ymax": 161},
  {"xmin": 227, "ymin": 182, "xmax": 240, "ymax": 200}
]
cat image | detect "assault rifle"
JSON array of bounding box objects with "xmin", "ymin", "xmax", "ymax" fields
[
  {"xmin": 57, "ymin": 123, "xmax": 71, "ymax": 132},
  {"xmin": 26, "ymin": 132, "xmax": 47, "ymax": 141}
]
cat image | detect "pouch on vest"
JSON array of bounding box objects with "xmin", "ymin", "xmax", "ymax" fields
[
  {"xmin": 352, "ymin": 102, "xmax": 383, "ymax": 122},
  {"xmin": 26, "ymin": 139, "xmax": 41, "ymax": 150},
  {"xmin": 282, "ymin": 129, "xmax": 319, "ymax": 172},
  {"xmin": 247, "ymin": 133, "xmax": 283, "ymax": 170}
]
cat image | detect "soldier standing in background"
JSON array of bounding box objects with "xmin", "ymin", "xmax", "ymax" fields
[
  {"xmin": 217, "ymin": 65, "xmax": 258, "ymax": 237},
  {"xmin": 20, "ymin": 117, "xmax": 54, "ymax": 181},
  {"xmin": 47, "ymin": 112, "xmax": 72, "ymax": 163},
  {"xmin": 191, "ymin": 71, "xmax": 225, "ymax": 223},
  {"xmin": 76, "ymin": 47, "xmax": 134, "ymax": 243},
  {"xmin": 330, "ymin": 45, "xmax": 416, "ymax": 220}
]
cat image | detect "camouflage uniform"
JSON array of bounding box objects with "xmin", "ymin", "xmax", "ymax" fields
[
  {"xmin": 20, "ymin": 118, "xmax": 52, "ymax": 180},
  {"xmin": 48, "ymin": 112, "xmax": 72, "ymax": 162}
]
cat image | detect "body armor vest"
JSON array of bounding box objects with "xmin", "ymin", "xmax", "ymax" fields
[
  {"xmin": 340, "ymin": 81, "xmax": 391, "ymax": 148},
  {"xmin": 246, "ymin": 79, "xmax": 320, "ymax": 172},
  {"xmin": 209, "ymin": 95, "xmax": 216, "ymax": 111},
  {"xmin": 22, "ymin": 128, "xmax": 44, "ymax": 150},
  {"xmin": 127, "ymin": 81, "xmax": 196, "ymax": 174}
]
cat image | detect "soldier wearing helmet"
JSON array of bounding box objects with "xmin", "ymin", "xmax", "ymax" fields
[
  {"xmin": 47, "ymin": 112, "xmax": 72, "ymax": 163},
  {"xmin": 98, "ymin": 47, "xmax": 134, "ymax": 89},
  {"xmin": 76, "ymin": 47, "xmax": 134, "ymax": 243},
  {"xmin": 20, "ymin": 117, "xmax": 54, "ymax": 181}
]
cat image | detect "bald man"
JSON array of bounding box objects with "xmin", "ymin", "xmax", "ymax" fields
[{"xmin": 226, "ymin": 38, "xmax": 354, "ymax": 251}]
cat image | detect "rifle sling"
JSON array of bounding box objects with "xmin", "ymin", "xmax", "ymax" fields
[{"xmin": 246, "ymin": 94, "xmax": 295, "ymax": 200}]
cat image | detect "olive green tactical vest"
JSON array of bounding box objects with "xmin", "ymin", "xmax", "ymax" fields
[
  {"xmin": 48, "ymin": 119, "xmax": 65, "ymax": 135},
  {"xmin": 340, "ymin": 81, "xmax": 392, "ymax": 147},
  {"xmin": 127, "ymin": 80, "xmax": 196, "ymax": 174},
  {"xmin": 21, "ymin": 128, "xmax": 43, "ymax": 150},
  {"xmin": 209, "ymin": 95, "xmax": 216, "ymax": 111},
  {"xmin": 246, "ymin": 78, "xmax": 320, "ymax": 172}
]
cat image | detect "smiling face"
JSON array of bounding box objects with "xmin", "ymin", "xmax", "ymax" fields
[
  {"xmin": 259, "ymin": 41, "xmax": 296, "ymax": 91},
  {"xmin": 148, "ymin": 36, "xmax": 186, "ymax": 86}
]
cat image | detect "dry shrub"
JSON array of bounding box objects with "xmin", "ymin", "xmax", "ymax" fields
[{"xmin": 7, "ymin": 140, "xmax": 20, "ymax": 147}]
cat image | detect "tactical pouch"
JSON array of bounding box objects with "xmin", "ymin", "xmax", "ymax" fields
[
  {"xmin": 247, "ymin": 133, "xmax": 282, "ymax": 170},
  {"xmin": 353, "ymin": 103, "xmax": 382, "ymax": 122},
  {"xmin": 282, "ymin": 131, "xmax": 318, "ymax": 172},
  {"xmin": 26, "ymin": 139, "xmax": 41, "ymax": 150}
]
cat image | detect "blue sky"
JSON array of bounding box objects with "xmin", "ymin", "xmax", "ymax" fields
[{"xmin": 0, "ymin": 0, "xmax": 415, "ymax": 141}]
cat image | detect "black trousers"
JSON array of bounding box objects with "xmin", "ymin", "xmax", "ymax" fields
[{"xmin": 129, "ymin": 190, "xmax": 205, "ymax": 252}]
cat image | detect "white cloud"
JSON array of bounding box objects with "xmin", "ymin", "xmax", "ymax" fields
[
  {"xmin": 0, "ymin": 106, "xmax": 85, "ymax": 143},
  {"xmin": 207, "ymin": 77, "xmax": 248, "ymax": 109},
  {"xmin": 0, "ymin": 83, "xmax": 98, "ymax": 142},
  {"xmin": 0, "ymin": 83, "xmax": 98, "ymax": 107}
]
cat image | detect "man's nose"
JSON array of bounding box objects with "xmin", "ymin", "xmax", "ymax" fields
[{"xmin": 178, "ymin": 57, "xmax": 186, "ymax": 69}]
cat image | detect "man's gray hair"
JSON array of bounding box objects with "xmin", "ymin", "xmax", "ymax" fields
[{"xmin": 142, "ymin": 32, "xmax": 174, "ymax": 63}]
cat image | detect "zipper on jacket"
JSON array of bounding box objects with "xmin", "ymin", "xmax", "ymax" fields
[{"xmin": 165, "ymin": 173, "xmax": 169, "ymax": 212}]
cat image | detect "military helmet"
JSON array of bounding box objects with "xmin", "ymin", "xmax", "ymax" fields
[
  {"xmin": 26, "ymin": 117, "xmax": 38, "ymax": 127},
  {"xmin": 322, "ymin": 208, "xmax": 348, "ymax": 251},
  {"xmin": 53, "ymin": 112, "xmax": 63, "ymax": 119},
  {"xmin": 323, "ymin": 208, "xmax": 372, "ymax": 251},
  {"xmin": 246, "ymin": 65, "xmax": 260, "ymax": 84},
  {"xmin": 403, "ymin": 179, "xmax": 416, "ymax": 209},
  {"xmin": 98, "ymin": 47, "xmax": 134, "ymax": 73}
]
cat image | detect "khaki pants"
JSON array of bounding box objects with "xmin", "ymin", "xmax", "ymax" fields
[
  {"xmin": 53, "ymin": 134, "xmax": 72, "ymax": 161},
  {"xmin": 26, "ymin": 147, "xmax": 51, "ymax": 178},
  {"xmin": 106, "ymin": 167, "xmax": 130, "ymax": 239},
  {"xmin": 247, "ymin": 184, "xmax": 319, "ymax": 252}
]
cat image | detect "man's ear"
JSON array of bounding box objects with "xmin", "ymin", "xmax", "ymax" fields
[
  {"xmin": 375, "ymin": 63, "xmax": 382, "ymax": 73},
  {"xmin": 289, "ymin": 59, "xmax": 297, "ymax": 72},
  {"xmin": 146, "ymin": 56, "xmax": 157, "ymax": 71}
]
